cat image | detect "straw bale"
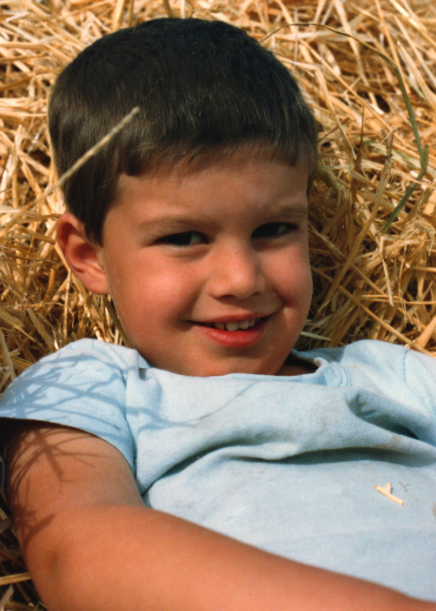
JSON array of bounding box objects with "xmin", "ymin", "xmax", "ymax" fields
[{"xmin": 0, "ymin": 0, "xmax": 436, "ymax": 607}]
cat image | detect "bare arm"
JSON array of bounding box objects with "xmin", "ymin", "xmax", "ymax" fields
[{"xmin": 6, "ymin": 422, "xmax": 435, "ymax": 611}]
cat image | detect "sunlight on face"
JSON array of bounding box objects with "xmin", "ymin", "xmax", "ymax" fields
[{"xmin": 97, "ymin": 149, "xmax": 312, "ymax": 376}]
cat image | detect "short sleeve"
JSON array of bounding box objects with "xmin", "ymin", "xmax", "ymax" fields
[{"xmin": 0, "ymin": 339, "xmax": 134, "ymax": 470}]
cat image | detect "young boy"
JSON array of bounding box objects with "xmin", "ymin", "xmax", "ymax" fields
[{"xmin": 0, "ymin": 17, "xmax": 435, "ymax": 611}]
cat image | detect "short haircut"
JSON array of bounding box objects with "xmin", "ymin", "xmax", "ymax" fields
[{"xmin": 49, "ymin": 17, "xmax": 318, "ymax": 244}]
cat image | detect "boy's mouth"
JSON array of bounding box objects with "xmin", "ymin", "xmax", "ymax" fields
[
  {"xmin": 198, "ymin": 317, "xmax": 262, "ymax": 331},
  {"xmin": 195, "ymin": 317, "xmax": 268, "ymax": 348}
]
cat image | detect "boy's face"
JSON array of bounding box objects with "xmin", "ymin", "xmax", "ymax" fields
[{"xmin": 96, "ymin": 149, "xmax": 312, "ymax": 376}]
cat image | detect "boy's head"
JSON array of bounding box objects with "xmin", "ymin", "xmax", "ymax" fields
[
  {"xmin": 49, "ymin": 17, "xmax": 318, "ymax": 245},
  {"xmin": 54, "ymin": 18, "xmax": 318, "ymax": 376}
]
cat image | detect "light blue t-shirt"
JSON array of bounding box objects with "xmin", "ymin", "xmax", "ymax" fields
[{"xmin": 0, "ymin": 338, "xmax": 435, "ymax": 600}]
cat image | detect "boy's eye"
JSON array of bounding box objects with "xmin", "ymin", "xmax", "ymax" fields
[
  {"xmin": 252, "ymin": 222, "xmax": 295, "ymax": 239},
  {"xmin": 158, "ymin": 231, "xmax": 205, "ymax": 247}
]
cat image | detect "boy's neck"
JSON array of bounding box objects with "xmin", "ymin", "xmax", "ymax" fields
[{"xmin": 276, "ymin": 353, "xmax": 317, "ymax": 377}]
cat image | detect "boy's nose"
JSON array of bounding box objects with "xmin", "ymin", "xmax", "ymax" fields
[{"xmin": 207, "ymin": 242, "xmax": 266, "ymax": 301}]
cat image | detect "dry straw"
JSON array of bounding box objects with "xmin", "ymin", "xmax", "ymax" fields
[{"xmin": 0, "ymin": 0, "xmax": 435, "ymax": 607}]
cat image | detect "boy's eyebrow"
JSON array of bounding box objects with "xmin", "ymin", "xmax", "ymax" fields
[
  {"xmin": 137, "ymin": 217, "xmax": 198, "ymax": 235},
  {"xmin": 137, "ymin": 201, "xmax": 309, "ymax": 231},
  {"xmin": 272, "ymin": 202, "xmax": 309, "ymax": 218}
]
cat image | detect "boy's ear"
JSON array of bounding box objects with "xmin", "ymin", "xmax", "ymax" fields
[{"xmin": 57, "ymin": 212, "xmax": 110, "ymax": 295}]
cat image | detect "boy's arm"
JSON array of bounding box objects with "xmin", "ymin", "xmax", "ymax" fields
[{"xmin": 6, "ymin": 422, "xmax": 435, "ymax": 611}]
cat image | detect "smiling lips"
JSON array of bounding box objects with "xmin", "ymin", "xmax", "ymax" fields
[{"xmin": 196, "ymin": 317, "xmax": 268, "ymax": 348}]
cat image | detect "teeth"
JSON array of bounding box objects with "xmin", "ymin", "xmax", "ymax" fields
[{"xmin": 213, "ymin": 318, "xmax": 260, "ymax": 331}]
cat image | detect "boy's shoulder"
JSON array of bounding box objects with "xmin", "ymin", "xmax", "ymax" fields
[
  {"xmin": 296, "ymin": 338, "xmax": 425, "ymax": 374},
  {"xmin": 298, "ymin": 337, "xmax": 407, "ymax": 360},
  {"xmin": 54, "ymin": 337, "xmax": 137, "ymax": 360},
  {"xmin": 296, "ymin": 339, "xmax": 436, "ymax": 417},
  {"xmin": 0, "ymin": 338, "xmax": 140, "ymax": 414},
  {"xmin": 29, "ymin": 338, "xmax": 144, "ymax": 372},
  {"xmin": 0, "ymin": 338, "xmax": 139, "ymax": 467}
]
